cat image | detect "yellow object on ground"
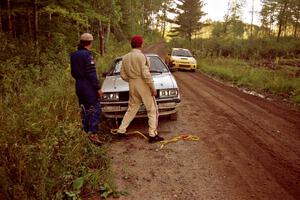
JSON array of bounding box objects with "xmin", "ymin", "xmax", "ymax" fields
[
  {"xmin": 111, "ymin": 129, "xmax": 199, "ymax": 149},
  {"xmin": 159, "ymin": 134, "xmax": 199, "ymax": 149}
]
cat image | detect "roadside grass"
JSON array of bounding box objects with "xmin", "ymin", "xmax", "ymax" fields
[
  {"xmin": 0, "ymin": 34, "xmax": 163, "ymax": 199},
  {"xmin": 0, "ymin": 38, "xmax": 132, "ymax": 199},
  {"xmin": 198, "ymin": 58, "xmax": 300, "ymax": 104},
  {"xmin": 0, "ymin": 61, "xmax": 115, "ymax": 199}
]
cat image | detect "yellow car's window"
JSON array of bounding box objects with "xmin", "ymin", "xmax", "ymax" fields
[{"xmin": 172, "ymin": 49, "xmax": 192, "ymax": 57}]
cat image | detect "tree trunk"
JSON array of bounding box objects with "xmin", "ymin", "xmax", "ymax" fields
[
  {"xmin": 250, "ymin": 0, "xmax": 254, "ymax": 38},
  {"xmin": 27, "ymin": 8, "xmax": 32, "ymax": 37},
  {"xmin": 33, "ymin": 0, "xmax": 39, "ymax": 58},
  {"xmin": 223, "ymin": 0, "xmax": 231, "ymax": 34},
  {"xmin": 98, "ymin": 21, "xmax": 104, "ymax": 56},
  {"xmin": 13, "ymin": 14, "xmax": 16, "ymax": 38},
  {"xmin": 277, "ymin": 1, "xmax": 288, "ymax": 41},
  {"xmin": 284, "ymin": 13, "xmax": 288, "ymax": 37},
  {"xmin": 7, "ymin": 0, "xmax": 13, "ymax": 35},
  {"xmin": 277, "ymin": 19, "xmax": 283, "ymax": 40},
  {"xmin": 142, "ymin": 3, "xmax": 145, "ymax": 34},
  {"xmin": 161, "ymin": 5, "xmax": 167, "ymax": 38},
  {"xmin": 0, "ymin": 8, "xmax": 3, "ymax": 33},
  {"xmin": 269, "ymin": 15, "xmax": 273, "ymax": 36},
  {"xmin": 162, "ymin": 18, "xmax": 166, "ymax": 38},
  {"xmin": 105, "ymin": 20, "xmax": 110, "ymax": 52},
  {"xmin": 48, "ymin": 13, "xmax": 51, "ymax": 42},
  {"xmin": 294, "ymin": 23, "xmax": 298, "ymax": 38},
  {"xmin": 294, "ymin": 6, "xmax": 300, "ymax": 38},
  {"xmin": 33, "ymin": 0, "xmax": 38, "ymax": 42}
]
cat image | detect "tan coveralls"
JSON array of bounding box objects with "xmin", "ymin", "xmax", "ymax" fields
[{"xmin": 117, "ymin": 49, "xmax": 158, "ymax": 137}]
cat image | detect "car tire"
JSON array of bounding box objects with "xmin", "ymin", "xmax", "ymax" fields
[
  {"xmin": 170, "ymin": 68, "xmax": 177, "ymax": 72},
  {"xmin": 170, "ymin": 112, "xmax": 178, "ymax": 121},
  {"xmin": 191, "ymin": 69, "xmax": 196, "ymax": 72}
]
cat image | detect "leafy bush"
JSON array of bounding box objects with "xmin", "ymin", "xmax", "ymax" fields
[{"xmin": 0, "ymin": 55, "xmax": 114, "ymax": 199}]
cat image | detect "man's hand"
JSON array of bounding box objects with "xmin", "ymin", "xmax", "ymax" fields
[
  {"xmin": 151, "ymin": 89, "xmax": 157, "ymax": 97},
  {"xmin": 98, "ymin": 89, "xmax": 104, "ymax": 97}
]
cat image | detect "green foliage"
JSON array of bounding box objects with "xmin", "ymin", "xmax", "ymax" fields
[
  {"xmin": 198, "ymin": 58, "xmax": 300, "ymax": 104},
  {"xmin": 100, "ymin": 182, "xmax": 129, "ymax": 199},
  {"xmin": 100, "ymin": 182, "xmax": 113, "ymax": 198},
  {"xmin": 0, "ymin": 52, "xmax": 113, "ymax": 199},
  {"xmin": 168, "ymin": 0, "xmax": 206, "ymax": 41},
  {"xmin": 260, "ymin": 0, "xmax": 300, "ymax": 38},
  {"xmin": 168, "ymin": 37, "xmax": 300, "ymax": 60},
  {"xmin": 0, "ymin": 28, "xmax": 135, "ymax": 199}
]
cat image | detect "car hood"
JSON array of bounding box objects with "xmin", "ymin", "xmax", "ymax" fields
[
  {"xmin": 171, "ymin": 56, "xmax": 196, "ymax": 62},
  {"xmin": 101, "ymin": 73, "xmax": 178, "ymax": 93}
]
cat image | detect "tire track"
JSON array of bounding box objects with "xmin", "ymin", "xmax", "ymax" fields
[{"xmin": 174, "ymin": 72, "xmax": 300, "ymax": 199}]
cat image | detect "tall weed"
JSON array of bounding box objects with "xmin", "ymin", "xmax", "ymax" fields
[{"xmin": 0, "ymin": 57, "xmax": 113, "ymax": 199}]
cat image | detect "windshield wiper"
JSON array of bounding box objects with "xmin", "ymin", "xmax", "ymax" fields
[{"xmin": 150, "ymin": 70, "xmax": 163, "ymax": 74}]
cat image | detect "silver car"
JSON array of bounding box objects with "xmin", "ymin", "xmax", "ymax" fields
[{"xmin": 100, "ymin": 54, "xmax": 181, "ymax": 120}]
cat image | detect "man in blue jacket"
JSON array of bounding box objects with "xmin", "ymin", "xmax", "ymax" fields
[{"xmin": 70, "ymin": 33, "xmax": 102, "ymax": 146}]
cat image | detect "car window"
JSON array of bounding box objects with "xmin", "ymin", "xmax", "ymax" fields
[
  {"xmin": 172, "ymin": 49, "xmax": 192, "ymax": 57},
  {"xmin": 111, "ymin": 56, "xmax": 169, "ymax": 75}
]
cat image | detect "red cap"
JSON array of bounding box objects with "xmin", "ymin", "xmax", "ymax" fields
[{"xmin": 131, "ymin": 35, "xmax": 144, "ymax": 48}]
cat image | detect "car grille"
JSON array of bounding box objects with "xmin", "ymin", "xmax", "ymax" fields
[
  {"xmin": 179, "ymin": 64, "xmax": 191, "ymax": 67},
  {"xmin": 119, "ymin": 91, "xmax": 160, "ymax": 101}
]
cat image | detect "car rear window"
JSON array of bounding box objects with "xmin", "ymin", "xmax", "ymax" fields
[{"xmin": 111, "ymin": 56, "xmax": 169, "ymax": 75}]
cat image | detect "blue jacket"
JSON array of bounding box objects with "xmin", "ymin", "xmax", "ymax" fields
[{"xmin": 70, "ymin": 47, "xmax": 100, "ymax": 107}]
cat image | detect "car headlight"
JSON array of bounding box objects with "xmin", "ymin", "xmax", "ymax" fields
[
  {"xmin": 102, "ymin": 92, "xmax": 119, "ymax": 101},
  {"xmin": 191, "ymin": 60, "xmax": 197, "ymax": 64},
  {"xmin": 159, "ymin": 89, "xmax": 178, "ymax": 98}
]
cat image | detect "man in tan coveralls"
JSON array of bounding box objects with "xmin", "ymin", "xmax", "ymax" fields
[{"xmin": 116, "ymin": 35, "xmax": 164, "ymax": 143}]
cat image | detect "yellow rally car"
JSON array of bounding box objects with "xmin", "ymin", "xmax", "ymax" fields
[{"xmin": 165, "ymin": 48, "xmax": 197, "ymax": 72}]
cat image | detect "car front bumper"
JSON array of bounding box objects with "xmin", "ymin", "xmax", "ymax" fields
[
  {"xmin": 170, "ymin": 62, "xmax": 196, "ymax": 70},
  {"xmin": 100, "ymin": 97, "xmax": 181, "ymax": 118}
]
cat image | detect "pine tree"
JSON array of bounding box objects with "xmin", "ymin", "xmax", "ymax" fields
[{"xmin": 169, "ymin": 0, "xmax": 206, "ymax": 41}]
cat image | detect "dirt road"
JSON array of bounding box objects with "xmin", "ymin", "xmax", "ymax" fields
[{"xmin": 108, "ymin": 43, "xmax": 300, "ymax": 200}]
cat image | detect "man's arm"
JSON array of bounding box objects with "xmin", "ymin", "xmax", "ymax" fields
[
  {"xmin": 141, "ymin": 55, "xmax": 156, "ymax": 95},
  {"xmin": 84, "ymin": 53, "xmax": 100, "ymax": 90},
  {"xmin": 120, "ymin": 62, "xmax": 129, "ymax": 82}
]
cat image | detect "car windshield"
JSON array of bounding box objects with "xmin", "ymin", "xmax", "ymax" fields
[
  {"xmin": 172, "ymin": 49, "xmax": 192, "ymax": 57},
  {"xmin": 110, "ymin": 56, "xmax": 169, "ymax": 75}
]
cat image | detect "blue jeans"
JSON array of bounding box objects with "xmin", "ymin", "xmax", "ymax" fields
[{"xmin": 81, "ymin": 102, "xmax": 101, "ymax": 134}]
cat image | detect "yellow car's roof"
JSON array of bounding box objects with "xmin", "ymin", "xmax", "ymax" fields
[{"xmin": 172, "ymin": 48, "xmax": 190, "ymax": 51}]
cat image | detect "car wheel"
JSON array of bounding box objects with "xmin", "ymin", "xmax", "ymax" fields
[
  {"xmin": 170, "ymin": 112, "xmax": 178, "ymax": 121},
  {"xmin": 170, "ymin": 68, "xmax": 177, "ymax": 72},
  {"xmin": 191, "ymin": 69, "xmax": 196, "ymax": 72}
]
